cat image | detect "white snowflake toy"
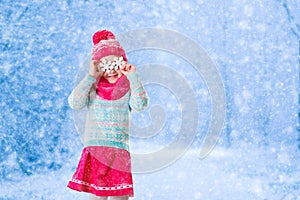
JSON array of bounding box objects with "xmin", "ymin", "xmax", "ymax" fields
[{"xmin": 98, "ymin": 56, "xmax": 126, "ymax": 73}]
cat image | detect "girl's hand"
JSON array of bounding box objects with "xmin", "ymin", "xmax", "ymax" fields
[
  {"xmin": 89, "ymin": 60, "xmax": 103, "ymax": 79},
  {"xmin": 120, "ymin": 63, "xmax": 136, "ymax": 76}
]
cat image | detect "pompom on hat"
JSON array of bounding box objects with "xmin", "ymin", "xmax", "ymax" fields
[{"xmin": 91, "ymin": 30, "xmax": 127, "ymax": 61}]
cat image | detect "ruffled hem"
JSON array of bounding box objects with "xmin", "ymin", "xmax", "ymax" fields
[{"xmin": 68, "ymin": 178, "xmax": 134, "ymax": 197}]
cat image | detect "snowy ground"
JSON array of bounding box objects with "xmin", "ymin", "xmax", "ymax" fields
[{"xmin": 1, "ymin": 143, "xmax": 299, "ymax": 200}]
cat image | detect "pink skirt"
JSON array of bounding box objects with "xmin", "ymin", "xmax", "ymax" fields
[{"xmin": 67, "ymin": 146, "xmax": 134, "ymax": 197}]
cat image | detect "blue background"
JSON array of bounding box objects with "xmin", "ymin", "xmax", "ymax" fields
[{"xmin": 0, "ymin": 0, "xmax": 299, "ymax": 199}]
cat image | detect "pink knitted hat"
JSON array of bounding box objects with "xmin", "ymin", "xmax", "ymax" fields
[{"xmin": 91, "ymin": 30, "xmax": 127, "ymax": 61}]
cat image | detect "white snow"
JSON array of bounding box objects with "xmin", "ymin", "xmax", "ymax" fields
[{"xmin": 0, "ymin": 0, "xmax": 299, "ymax": 199}]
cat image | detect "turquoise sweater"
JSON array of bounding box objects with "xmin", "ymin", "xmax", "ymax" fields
[{"xmin": 68, "ymin": 72, "xmax": 148, "ymax": 151}]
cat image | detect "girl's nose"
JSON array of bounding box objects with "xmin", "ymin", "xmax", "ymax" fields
[
  {"xmin": 106, "ymin": 68, "xmax": 117, "ymax": 74},
  {"xmin": 110, "ymin": 69, "xmax": 116, "ymax": 73}
]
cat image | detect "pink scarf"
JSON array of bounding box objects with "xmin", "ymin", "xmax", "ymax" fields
[{"xmin": 96, "ymin": 75, "xmax": 130, "ymax": 100}]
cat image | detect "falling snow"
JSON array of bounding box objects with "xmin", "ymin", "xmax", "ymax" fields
[{"xmin": 0, "ymin": 0, "xmax": 299, "ymax": 199}]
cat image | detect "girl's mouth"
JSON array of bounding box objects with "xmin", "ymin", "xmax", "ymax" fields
[
  {"xmin": 104, "ymin": 73, "xmax": 121, "ymax": 83},
  {"xmin": 108, "ymin": 74, "xmax": 118, "ymax": 78}
]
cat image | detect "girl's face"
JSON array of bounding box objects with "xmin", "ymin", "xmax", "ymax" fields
[{"xmin": 99, "ymin": 55, "xmax": 124, "ymax": 83}]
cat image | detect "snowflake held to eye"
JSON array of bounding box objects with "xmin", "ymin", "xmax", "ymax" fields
[
  {"xmin": 114, "ymin": 56, "xmax": 126, "ymax": 69},
  {"xmin": 98, "ymin": 56, "xmax": 126, "ymax": 73}
]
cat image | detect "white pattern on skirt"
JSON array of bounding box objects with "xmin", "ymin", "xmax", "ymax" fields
[{"xmin": 71, "ymin": 178, "xmax": 133, "ymax": 191}]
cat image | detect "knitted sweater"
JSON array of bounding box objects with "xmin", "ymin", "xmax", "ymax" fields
[{"xmin": 68, "ymin": 72, "xmax": 148, "ymax": 152}]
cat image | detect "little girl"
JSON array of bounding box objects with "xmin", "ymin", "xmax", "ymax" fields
[{"xmin": 67, "ymin": 30, "xmax": 149, "ymax": 200}]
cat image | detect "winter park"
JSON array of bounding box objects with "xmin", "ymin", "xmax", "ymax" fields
[{"xmin": 0, "ymin": 0, "xmax": 299, "ymax": 199}]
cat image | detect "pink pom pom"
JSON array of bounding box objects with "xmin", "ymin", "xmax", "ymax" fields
[{"xmin": 92, "ymin": 30, "xmax": 116, "ymax": 45}]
